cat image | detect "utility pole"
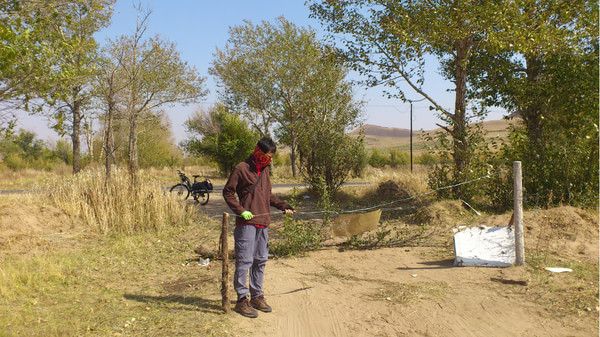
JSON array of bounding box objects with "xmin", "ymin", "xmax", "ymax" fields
[
  {"xmin": 406, "ymin": 98, "xmax": 425, "ymax": 173},
  {"xmin": 410, "ymin": 101, "xmax": 413, "ymax": 172}
]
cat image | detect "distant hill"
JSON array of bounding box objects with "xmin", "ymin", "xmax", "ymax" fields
[
  {"xmin": 354, "ymin": 124, "xmax": 412, "ymax": 138},
  {"xmin": 355, "ymin": 119, "xmax": 512, "ymax": 137},
  {"xmin": 353, "ymin": 119, "xmax": 517, "ymax": 151}
]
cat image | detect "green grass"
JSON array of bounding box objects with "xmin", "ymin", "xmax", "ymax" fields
[{"xmin": 0, "ymin": 222, "xmax": 233, "ymax": 337}]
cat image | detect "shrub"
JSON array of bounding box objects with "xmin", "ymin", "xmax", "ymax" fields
[
  {"xmin": 183, "ymin": 105, "xmax": 259, "ymax": 176},
  {"xmin": 351, "ymin": 145, "xmax": 369, "ymax": 177},
  {"xmin": 368, "ymin": 148, "xmax": 389, "ymax": 168},
  {"xmin": 298, "ymin": 129, "xmax": 365, "ymax": 197},
  {"xmin": 270, "ymin": 216, "xmax": 322, "ymax": 257},
  {"xmin": 415, "ymin": 152, "xmax": 438, "ymax": 166},
  {"xmin": 272, "ymin": 152, "xmax": 290, "ymax": 167},
  {"xmin": 426, "ymin": 124, "xmax": 491, "ymax": 202},
  {"xmin": 0, "ymin": 129, "xmax": 61, "ymax": 170},
  {"xmin": 389, "ymin": 149, "xmax": 409, "ymax": 168},
  {"xmin": 137, "ymin": 114, "xmax": 184, "ymax": 168}
]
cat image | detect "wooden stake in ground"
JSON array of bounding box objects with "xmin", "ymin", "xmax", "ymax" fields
[
  {"xmin": 220, "ymin": 212, "xmax": 230, "ymax": 313},
  {"xmin": 513, "ymin": 161, "xmax": 525, "ymax": 265}
]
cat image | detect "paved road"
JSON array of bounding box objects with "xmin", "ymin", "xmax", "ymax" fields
[{"xmin": 0, "ymin": 182, "xmax": 370, "ymax": 195}]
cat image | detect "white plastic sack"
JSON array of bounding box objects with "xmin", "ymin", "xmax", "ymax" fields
[{"xmin": 453, "ymin": 226, "xmax": 515, "ymax": 267}]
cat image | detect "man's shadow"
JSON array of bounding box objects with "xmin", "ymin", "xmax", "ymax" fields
[{"xmin": 123, "ymin": 294, "xmax": 224, "ymax": 314}]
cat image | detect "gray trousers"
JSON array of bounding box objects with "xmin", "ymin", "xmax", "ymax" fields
[{"xmin": 234, "ymin": 225, "xmax": 268, "ymax": 300}]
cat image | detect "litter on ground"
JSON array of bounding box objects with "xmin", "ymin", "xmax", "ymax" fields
[{"xmin": 453, "ymin": 225, "xmax": 515, "ymax": 267}]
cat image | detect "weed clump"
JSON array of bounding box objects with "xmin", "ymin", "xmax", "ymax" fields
[{"xmin": 270, "ymin": 216, "xmax": 322, "ymax": 257}]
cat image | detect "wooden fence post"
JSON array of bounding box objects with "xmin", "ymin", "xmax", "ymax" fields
[
  {"xmin": 513, "ymin": 161, "xmax": 525, "ymax": 265},
  {"xmin": 220, "ymin": 212, "xmax": 230, "ymax": 313}
]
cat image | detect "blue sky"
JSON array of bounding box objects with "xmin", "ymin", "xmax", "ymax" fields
[{"xmin": 19, "ymin": 0, "xmax": 504, "ymax": 143}]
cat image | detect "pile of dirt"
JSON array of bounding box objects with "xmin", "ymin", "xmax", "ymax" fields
[
  {"xmin": 370, "ymin": 175, "xmax": 430, "ymax": 203},
  {"xmin": 480, "ymin": 206, "xmax": 598, "ymax": 261},
  {"xmin": 0, "ymin": 196, "xmax": 77, "ymax": 253},
  {"xmin": 411, "ymin": 200, "xmax": 470, "ymax": 226},
  {"xmin": 376, "ymin": 180, "xmax": 412, "ymax": 200},
  {"xmin": 525, "ymin": 206, "xmax": 598, "ymax": 260}
]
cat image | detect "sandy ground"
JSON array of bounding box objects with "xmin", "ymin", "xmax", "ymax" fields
[
  {"xmin": 194, "ymin": 189, "xmax": 598, "ymax": 337},
  {"xmin": 232, "ymin": 247, "xmax": 596, "ymax": 337},
  {"xmin": 3, "ymin": 185, "xmax": 595, "ymax": 337}
]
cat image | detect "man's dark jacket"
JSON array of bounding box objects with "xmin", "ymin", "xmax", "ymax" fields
[{"xmin": 223, "ymin": 157, "xmax": 291, "ymax": 226}]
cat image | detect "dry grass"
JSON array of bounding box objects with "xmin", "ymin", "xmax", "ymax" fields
[
  {"xmin": 525, "ymin": 252, "xmax": 599, "ymax": 317},
  {"xmin": 0, "ymin": 221, "xmax": 231, "ymax": 337},
  {"xmin": 367, "ymin": 280, "xmax": 448, "ymax": 305},
  {"xmin": 46, "ymin": 167, "xmax": 196, "ymax": 234},
  {"xmin": 0, "ymin": 170, "xmax": 230, "ymax": 336},
  {"xmin": 0, "ymin": 165, "xmax": 225, "ymax": 191},
  {"xmin": 0, "ymin": 165, "xmax": 71, "ymax": 190},
  {"xmin": 332, "ymin": 169, "xmax": 431, "ymax": 219}
]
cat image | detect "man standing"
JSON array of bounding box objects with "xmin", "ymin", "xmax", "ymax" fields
[{"xmin": 223, "ymin": 137, "xmax": 294, "ymax": 318}]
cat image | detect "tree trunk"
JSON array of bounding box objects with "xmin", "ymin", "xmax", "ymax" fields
[
  {"xmin": 290, "ymin": 132, "xmax": 297, "ymax": 178},
  {"xmin": 523, "ymin": 54, "xmax": 543, "ymax": 150},
  {"xmin": 128, "ymin": 113, "xmax": 139, "ymax": 184},
  {"xmin": 71, "ymin": 99, "xmax": 82, "ymax": 174},
  {"xmin": 103, "ymin": 99, "xmax": 115, "ymax": 181},
  {"xmin": 451, "ymin": 38, "xmax": 472, "ymax": 198},
  {"xmin": 84, "ymin": 117, "xmax": 94, "ymax": 161}
]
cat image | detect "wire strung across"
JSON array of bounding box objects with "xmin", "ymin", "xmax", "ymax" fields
[{"xmin": 210, "ymin": 173, "xmax": 490, "ymax": 221}]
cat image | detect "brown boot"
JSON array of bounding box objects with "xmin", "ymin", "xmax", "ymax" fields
[
  {"xmin": 234, "ymin": 297, "xmax": 258, "ymax": 318},
  {"xmin": 250, "ymin": 295, "xmax": 272, "ymax": 313}
]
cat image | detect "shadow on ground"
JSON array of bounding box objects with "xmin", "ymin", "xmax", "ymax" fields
[
  {"xmin": 123, "ymin": 293, "xmax": 224, "ymax": 314},
  {"xmin": 397, "ymin": 258, "xmax": 455, "ymax": 270}
]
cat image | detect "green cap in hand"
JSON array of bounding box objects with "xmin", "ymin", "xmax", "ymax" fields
[{"xmin": 241, "ymin": 211, "xmax": 254, "ymax": 220}]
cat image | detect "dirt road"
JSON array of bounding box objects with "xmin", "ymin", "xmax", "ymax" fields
[{"xmin": 232, "ymin": 247, "xmax": 596, "ymax": 337}]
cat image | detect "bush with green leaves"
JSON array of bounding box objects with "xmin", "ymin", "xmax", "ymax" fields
[
  {"xmin": 426, "ymin": 122, "xmax": 491, "ymax": 202},
  {"xmin": 485, "ymin": 121, "xmax": 598, "ymax": 210},
  {"xmin": 183, "ymin": 104, "xmax": 259, "ymax": 175},
  {"xmin": 389, "ymin": 149, "xmax": 409, "ymax": 168},
  {"xmin": 136, "ymin": 115, "xmax": 183, "ymax": 168},
  {"xmin": 415, "ymin": 152, "xmax": 439, "ymax": 166},
  {"xmin": 350, "ymin": 143, "xmax": 369, "ymax": 177},
  {"xmin": 269, "ymin": 215, "xmax": 323, "ymax": 257},
  {"xmin": 0, "ymin": 130, "xmax": 62, "ymax": 170},
  {"xmin": 269, "ymin": 188, "xmax": 323, "ymax": 257},
  {"xmin": 368, "ymin": 149, "xmax": 389, "ymax": 168},
  {"xmin": 482, "ymin": 50, "xmax": 598, "ymax": 210},
  {"xmin": 299, "ymin": 130, "xmax": 365, "ymax": 197}
]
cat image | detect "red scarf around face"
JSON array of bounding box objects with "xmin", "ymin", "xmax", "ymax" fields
[{"xmin": 252, "ymin": 146, "xmax": 271, "ymax": 175}]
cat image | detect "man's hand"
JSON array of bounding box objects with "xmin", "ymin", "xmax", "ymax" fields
[
  {"xmin": 240, "ymin": 211, "xmax": 254, "ymax": 220},
  {"xmin": 283, "ymin": 209, "xmax": 295, "ymax": 215}
]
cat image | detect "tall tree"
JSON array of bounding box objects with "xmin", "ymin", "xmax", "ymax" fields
[
  {"xmin": 469, "ymin": 0, "xmax": 599, "ymax": 206},
  {"xmin": 0, "ymin": 1, "xmax": 65, "ymax": 133},
  {"xmin": 94, "ymin": 41, "xmax": 129, "ymax": 180},
  {"xmin": 309, "ymin": 0, "xmax": 513, "ymax": 199},
  {"xmin": 296, "ymin": 52, "xmax": 365, "ymax": 197},
  {"xmin": 34, "ymin": 0, "xmax": 114, "ymax": 174},
  {"xmin": 113, "ymin": 9, "xmax": 207, "ymax": 182},
  {"xmin": 211, "ymin": 18, "xmax": 332, "ymax": 178}
]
